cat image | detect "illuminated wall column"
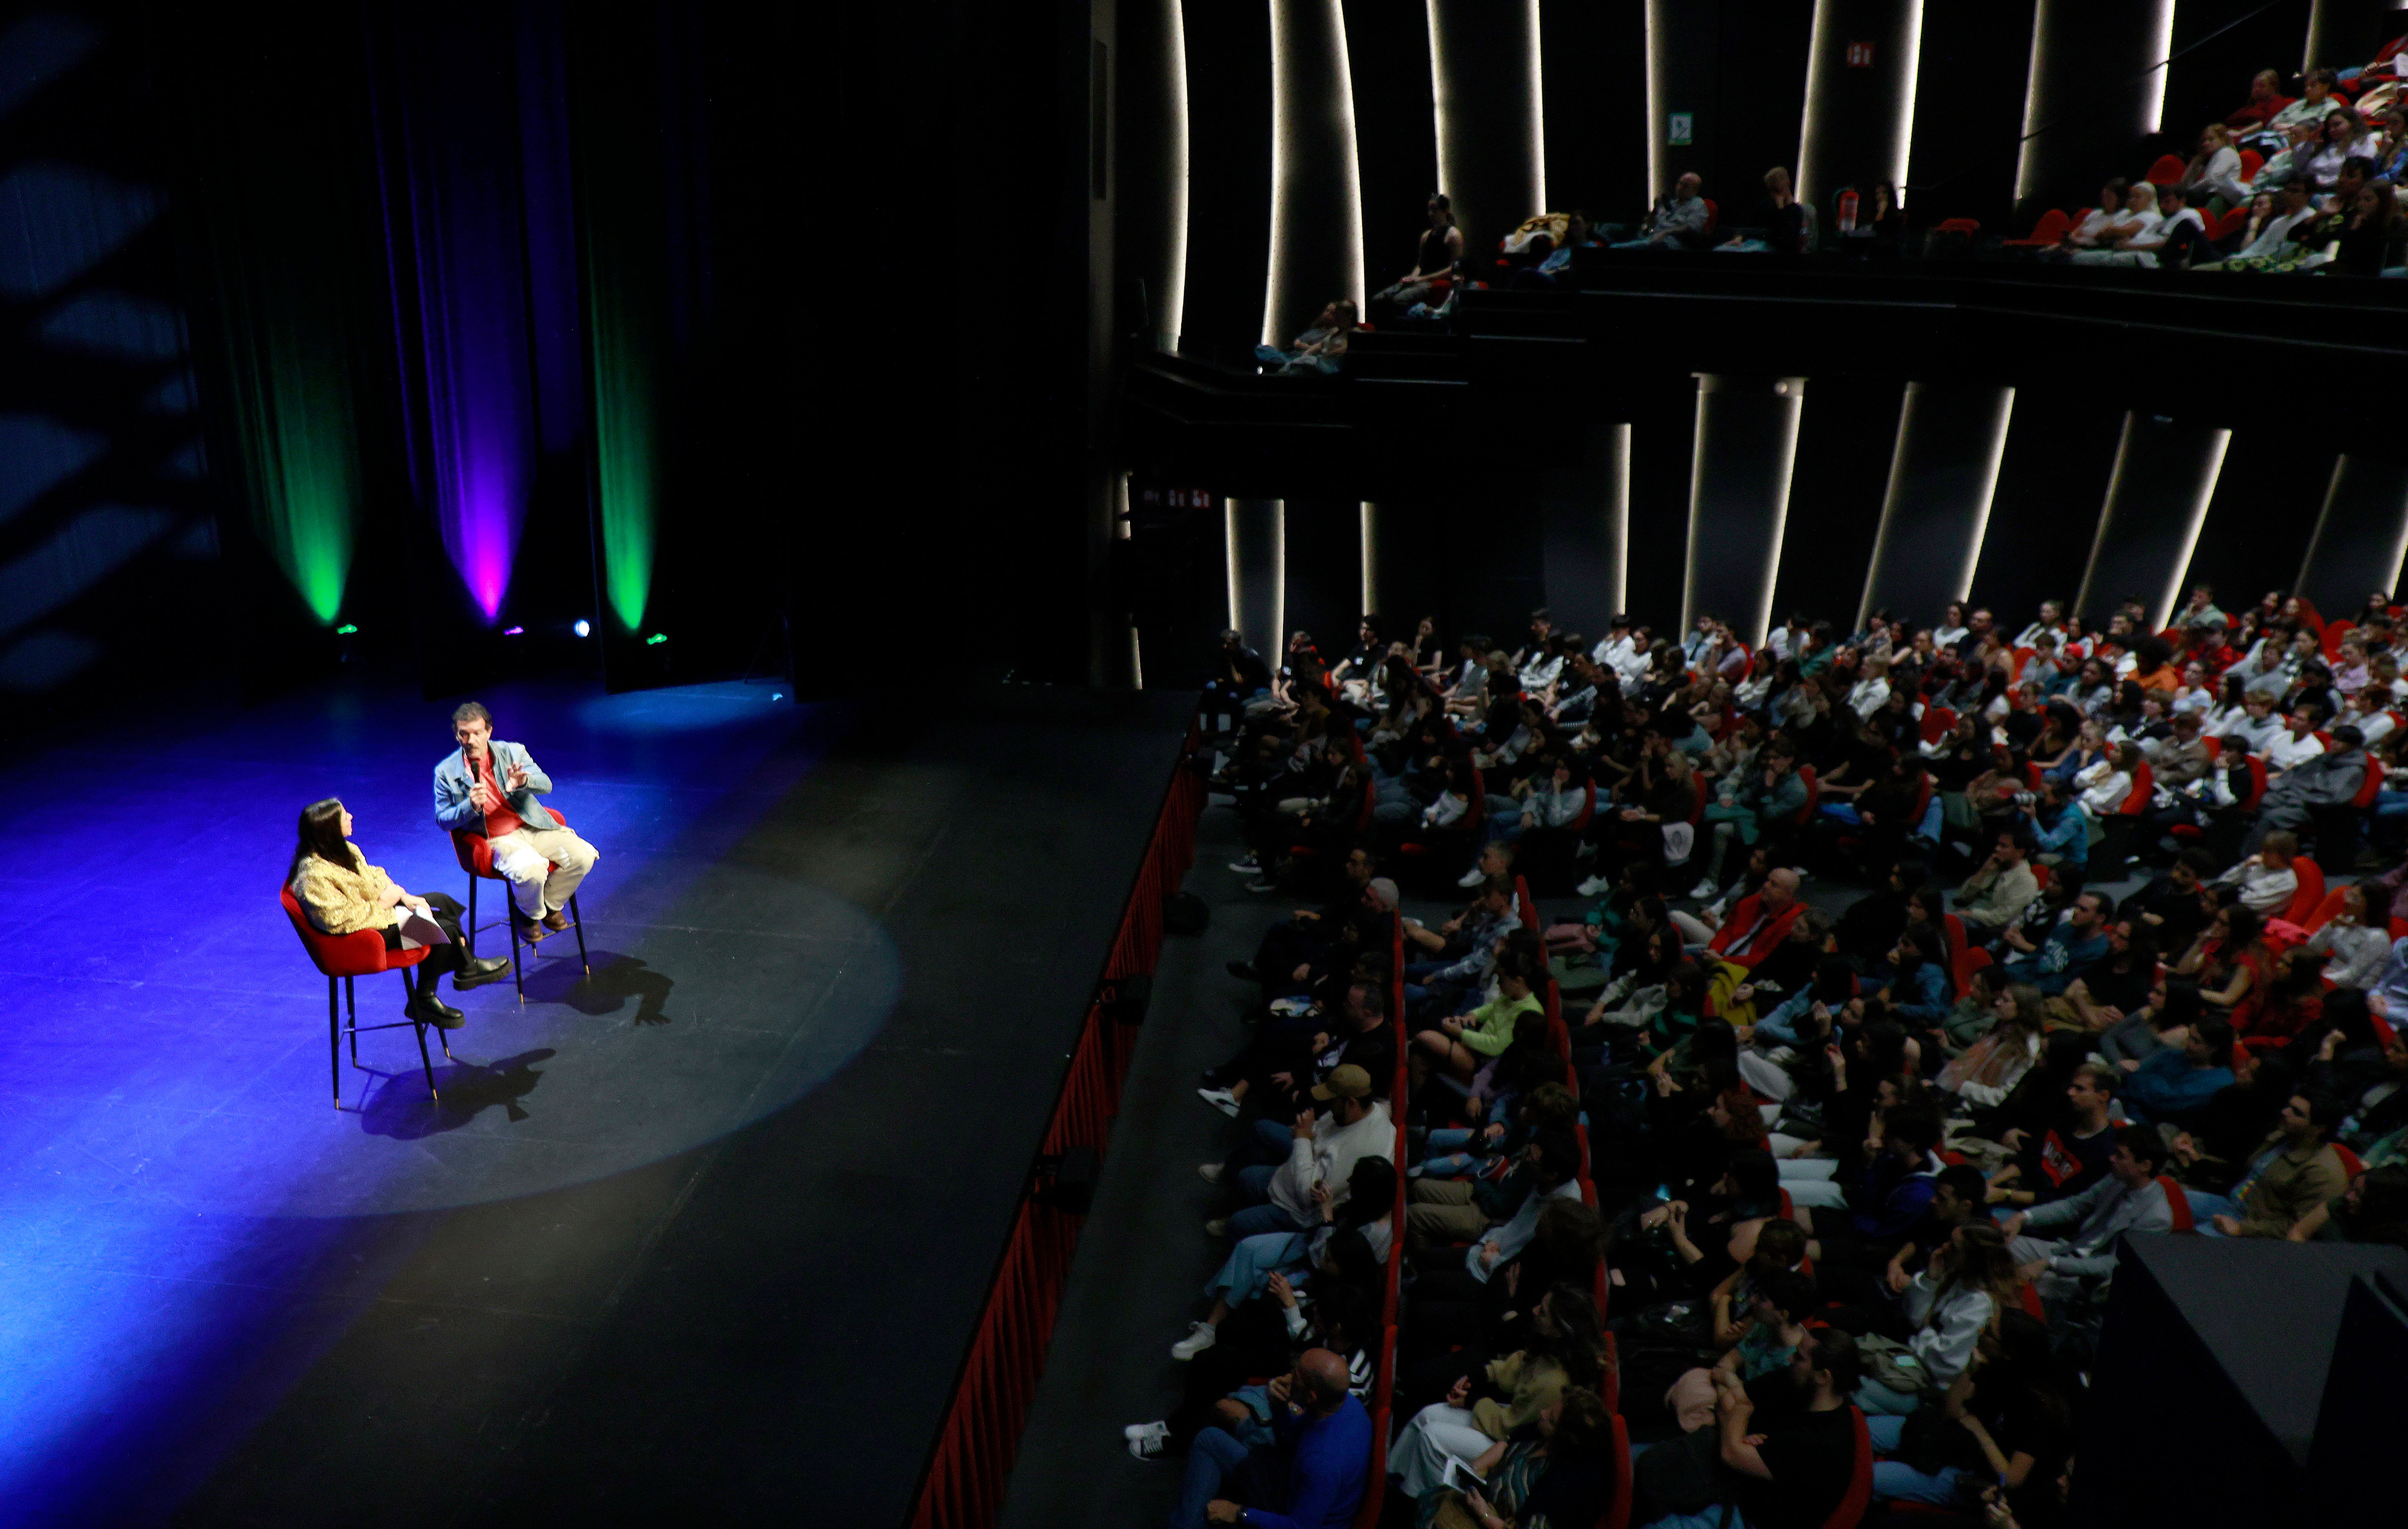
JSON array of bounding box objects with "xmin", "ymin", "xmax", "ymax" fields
[
  {"xmin": 1538, "ymin": 420, "xmax": 1631, "ymax": 638},
  {"xmin": 2073, "ymin": 415, "xmax": 2231, "ymax": 628},
  {"xmin": 1265, "ymin": 0, "xmax": 1363, "ymax": 346},
  {"xmin": 1227, "ymin": 498, "xmax": 1285, "ymax": 650},
  {"xmin": 2295, "ymin": 457, "xmax": 2408, "ymax": 618},
  {"xmin": 2015, "ymin": 1, "xmax": 2177, "ymax": 220},
  {"xmin": 1797, "ymin": 0, "xmax": 1925, "ymax": 209},
  {"xmin": 1425, "ymin": 0, "xmax": 1543, "ymax": 247},
  {"xmin": 2303, "ymin": 0, "xmax": 2342, "ymax": 73},
  {"xmin": 1684, "ymin": 376, "xmax": 1805, "ymax": 647},
  {"xmin": 1121, "ymin": 0, "xmax": 1188, "ymax": 346},
  {"xmin": 1857, "ymin": 382, "xmax": 2015, "ymax": 626}
]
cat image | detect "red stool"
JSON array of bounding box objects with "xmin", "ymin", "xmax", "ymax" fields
[
  {"xmin": 280, "ymin": 886, "xmax": 444, "ymax": 1108},
  {"xmin": 450, "ymin": 811, "xmax": 591, "ymax": 1003}
]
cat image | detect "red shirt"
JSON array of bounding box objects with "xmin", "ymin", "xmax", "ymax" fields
[{"xmin": 466, "ymin": 749, "xmax": 525, "ymax": 839}]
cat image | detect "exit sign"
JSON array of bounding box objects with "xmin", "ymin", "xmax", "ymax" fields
[{"xmin": 1846, "ymin": 41, "xmax": 1874, "ymax": 67}]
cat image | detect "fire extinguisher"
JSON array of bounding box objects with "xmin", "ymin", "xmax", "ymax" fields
[{"xmin": 1838, "ymin": 188, "xmax": 1859, "ymax": 233}]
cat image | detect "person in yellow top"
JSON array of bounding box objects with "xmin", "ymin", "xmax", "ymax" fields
[
  {"xmin": 288, "ymin": 798, "xmax": 509, "ymax": 1028},
  {"xmin": 1414, "ymin": 954, "xmax": 1543, "ymax": 1085}
]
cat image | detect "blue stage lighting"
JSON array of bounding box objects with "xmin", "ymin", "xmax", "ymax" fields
[{"xmin": 573, "ymin": 618, "xmax": 590, "ymax": 638}]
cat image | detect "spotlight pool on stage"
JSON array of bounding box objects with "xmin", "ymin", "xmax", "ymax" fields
[{"xmin": 0, "ymin": 677, "xmax": 893, "ymax": 1515}]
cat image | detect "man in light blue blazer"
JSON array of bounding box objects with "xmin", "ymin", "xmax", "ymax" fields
[{"xmin": 433, "ymin": 701, "xmax": 599, "ymax": 940}]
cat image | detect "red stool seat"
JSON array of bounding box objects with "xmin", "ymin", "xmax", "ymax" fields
[
  {"xmin": 280, "ymin": 885, "xmax": 442, "ymax": 1108},
  {"xmin": 449, "ymin": 810, "xmax": 591, "ymax": 1003}
]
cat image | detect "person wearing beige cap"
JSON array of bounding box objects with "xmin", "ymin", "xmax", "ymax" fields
[{"xmin": 1198, "ymin": 1062, "xmax": 1394, "ymax": 1244}]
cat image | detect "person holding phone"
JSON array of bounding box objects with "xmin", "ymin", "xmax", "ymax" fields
[{"xmin": 433, "ymin": 701, "xmax": 599, "ymax": 944}]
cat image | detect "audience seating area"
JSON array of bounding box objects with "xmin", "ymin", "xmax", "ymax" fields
[{"xmin": 1148, "ymin": 583, "xmax": 2408, "ymax": 1529}]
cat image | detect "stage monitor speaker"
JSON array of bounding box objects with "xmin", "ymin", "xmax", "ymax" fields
[{"xmin": 2073, "ymin": 1234, "xmax": 2408, "ymax": 1528}]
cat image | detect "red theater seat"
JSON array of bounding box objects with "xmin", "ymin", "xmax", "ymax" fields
[{"xmin": 280, "ymin": 886, "xmax": 441, "ymax": 1109}]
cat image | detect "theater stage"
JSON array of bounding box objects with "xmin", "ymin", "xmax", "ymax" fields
[{"xmin": 0, "ymin": 675, "xmax": 1195, "ymax": 1526}]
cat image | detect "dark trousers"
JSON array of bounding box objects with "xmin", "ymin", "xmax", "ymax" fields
[{"xmin": 378, "ymin": 891, "xmax": 470, "ymax": 984}]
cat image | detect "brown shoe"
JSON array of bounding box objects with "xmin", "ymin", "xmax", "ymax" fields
[
  {"xmin": 542, "ymin": 909, "xmax": 571, "ymax": 932},
  {"xmin": 511, "ymin": 910, "xmax": 549, "ymax": 942}
]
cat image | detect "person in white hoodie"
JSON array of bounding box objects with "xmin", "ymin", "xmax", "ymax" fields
[
  {"xmin": 1203, "ymin": 1062, "xmax": 1395, "ymax": 1242},
  {"xmin": 1854, "ymin": 1223, "xmax": 2020, "ymax": 1415}
]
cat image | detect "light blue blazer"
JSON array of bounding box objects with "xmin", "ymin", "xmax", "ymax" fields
[{"xmin": 432, "ymin": 740, "xmax": 561, "ymax": 835}]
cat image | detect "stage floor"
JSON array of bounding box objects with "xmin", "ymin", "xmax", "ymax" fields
[{"xmin": 0, "ymin": 675, "xmax": 1193, "ymax": 1526}]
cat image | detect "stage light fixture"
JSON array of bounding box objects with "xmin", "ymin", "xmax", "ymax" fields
[
  {"xmin": 573, "ymin": 618, "xmax": 591, "ymax": 638},
  {"xmin": 335, "ymin": 623, "xmax": 358, "ymax": 635},
  {"xmin": 645, "ymin": 632, "xmax": 667, "ymax": 646},
  {"xmin": 503, "ymin": 625, "xmax": 524, "ymax": 636}
]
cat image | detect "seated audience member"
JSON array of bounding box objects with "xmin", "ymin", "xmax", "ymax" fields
[
  {"xmin": 2058, "ymin": 180, "xmax": 2163, "ymax": 263},
  {"xmin": 2331, "ymin": 176, "xmax": 2408, "ymax": 276},
  {"xmin": 1663, "ymin": 1268, "xmax": 1819, "ymax": 1430},
  {"xmin": 2182, "ymin": 122, "xmax": 2250, "ymax": 211},
  {"xmin": 1954, "ymin": 830, "xmax": 2041, "ymax": 941},
  {"xmin": 1865, "ymin": 1311, "xmax": 2075, "ymax": 1517},
  {"xmin": 2243, "ymin": 727, "xmax": 2366, "ymax": 853},
  {"xmin": 1201, "ymin": 1063, "xmax": 1396, "ymax": 1242},
  {"xmin": 1999, "ymin": 890, "xmax": 2113, "ymax": 996},
  {"xmin": 2306, "ymin": 883, "xmax": 2393, "ymax": 990},
  {"xmin": 1855, "ymin": 1224, "xmax": 2021, "ymax": 1417},
  {"xmin": 1717, "ymin": 167, "xmax": 1808, "ymax": 254},
  {"xmin": 1172, "ymin": 1156, "xmax": 1396, "ymax": 1361},
  {"xmin": 1392, "ymin": 1286, "xmax": 1607, "ymax": 1498},
  {"xmin": 2000, "ymin": 1127, "xmax": 2173, "ymax": 1310},
  {"xmin": 1630, "ymin": 1328, "xmax": 1865, "ymax": 1529},
  {"xmin": 2123, "ymin": 1017, "xmax": 2239, "ymax": 1125},
  {"xmin": 1690, "ymin": 745, "xmax": 1808, "ymax": 902},
  {"xmin": 1619, "ymin": 172, "xmax": 1711, "ymax": 250},
  {"xmin": 1175, "ymin": 1348, "xmax": 1371, "ymax": 1529},
  {"xmin": 287, "ymin": 798, "xmax": 510, "ymax": 1029},
  {"xmin": 1255, "ymin": 299, "xmax": 1358, "ymax": 376},
  {"xmin": 2061, "ymin": 178, "xmax": 2131, "ymax": 247},
  {"xmin": 1983, "ymin": 1064, "xmax": 2119, "ymax": 1210},
  {"xmin": 1370, "ymin": 194, "xmax": 1463, "ymax": 320},
  {"xmin": 1412, "ymin": 1384, "xmax": 1618, "ymax": 1529},
  {"xmin": 2186, "ymin": 1090, "xmax": 2351, "ymax": 1237},
  {"xmin": 2287, "ymin": 1163, "xmax": 2408, "ymax": 1245},
  {"xmin": 2226, "ymin": 68, "xmax": 2294, "ymax": 137},
  {"xmin": 1415, "ymin": 955, "xmax": 1544, "ymax": 1086}
]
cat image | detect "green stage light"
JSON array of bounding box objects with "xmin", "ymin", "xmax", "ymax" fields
[
  {"xmin": 589, "ymin": 265, "xmax": 654, "ymax": 635},
  {"xmin": 645, "ymin": 632, "xmax": 667, "ymax": 646},
  {"xmin": 335, "ymin": 623, "xmax": 358, "ymax": 635}
]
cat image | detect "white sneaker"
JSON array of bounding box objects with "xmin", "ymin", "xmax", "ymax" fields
[
  {"xmin": 1204, "ymin": 1217, "xmax": 1231, "ymax": 1237},
  {"xmin": 1228, "ymin": 858, "xmax": 1261, "ymax": 874},
  {"xmin": 1126, "ymin": 1421, "xmax": 1172, "ymax": 1459},
  {"xmin": 1198, "ymin": 1089, "xmax": 1241, "ymax": 1118},
  {"xmin": 1455, "ymin": 865, "xmax": 1487, "ymax": 888},
  {"xmin": 1689, "ymin": 877, "xmax": 1718, "ymax": 901},
  {"xmin": 1197, "ymin": 1160, "xmax": 1226, "ymax": 1182},
  {"xmin": 1576, "ymin": 874, "xmax": 1612, "ymax": 897},
  {"xmin": 1171, "ymin": 1322, "xmax": 1218, "ymax": 1360}
]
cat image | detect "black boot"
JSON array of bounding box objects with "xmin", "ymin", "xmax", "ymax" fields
[
  {"xmin": 453, "ymin": 954, "xmax": 512, "ymax": 991},
  {"xmin": 408, "ymin": 982, "xmax": 465, "ymax": 1030}
]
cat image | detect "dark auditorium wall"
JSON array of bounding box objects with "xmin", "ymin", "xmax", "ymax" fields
[
  {"xmin": 1685, "ymin": 375, "xmax": 1806, "ymax": 645},
  {"xmin": 2180, "ymin": 430, "xmax": 2329, "ymax": 620},
  {"xmin": 1625, "ymin": 381, "xmax": 1699, "ymax": 633},
  {"xmin": 1426, "ymin": 0, "xmax": 1544, "ymax": 253},
  {"xmin": 2076, "ymin": 414, "xmax": 2230, "ymax": 629},
  {"xmin": 1266, "ymin": 0, "xmax": 1363, "ymax": 346},
  {"xmin": 1538, "ymin": 0, "xmax": 1648, "ymax": 226},
  {"xmin": 1648, "ymin": 0, "xmax": 1817, "ymax": 221},
  {"xmin": 1178, "ymin": 3, "xmax": 1271, "ymax": 352},
  {"xmin": 1772, "ymin": 374, "xmax": 1906, "ymax": 630},
  {"xmin": 1343, "ymin": 5, "xmax": 1437, "ymax": 300},
  {"xmin": 1118, "ymin": 0, "xmax": 1184, "ymax": 346},
  {"xmin": 1859, "ymin": 383, "xmax": 2016, "ymax": 627},
  {"xmin": 1282, "ymin": 496, "xmax": 1363, "ymax": 651},
  {"xmin": 1968, "ymin": 386, "xmax": 2127, "ymax": 626},
  {"xmin": 1901, "ymin": 0, "xmax": 2036, "ymax": 232},
  {"xmin": 1796, "ymin": 0, "xmax": 1923, "ymax": 212},
  {"xmin": 2162, "ymin": 0, "xmax": 2318, "ymax": 155},
  {"xmin": 2015, "ymin": 1, "xmax": 2180, "ymax": 224},
  {"xmin": 2297, "ymin": 456, "xmax": 2408, "ymax": 620}
]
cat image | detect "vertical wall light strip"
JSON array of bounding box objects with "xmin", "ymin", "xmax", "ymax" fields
[
  {"xmin": 2382, "ymin": 472, "xmax": 2408, "ymax": 598},
  {"xmin": 1166, "ymin": 0, "xmax": 1189, "ymax": 344},
  {"xmin": 1226, "ymin": 498, "xmax": 1243, "ymax": 632},
  {"xmin": 2159, "ymin": 428, "xmax": 2231, "ymax": 629},
  {"xmin": 1680, "ymin": 380, "xmax": 1709, "ymax": 633},
  {"xmin": 1269, "ymin": 500, "xmax": 1287, "ymax": 648},
  {"xmin": 1521, "ymin": 0, "xmax": 1546, "ymax": 208},
  {"xmin": 1360, "ymin": 502, "xmax": 1377, "ymax": 612},
  {"xmin": 2073, "ymin": 414, "xmax": 2138, "ymax": 618},
  {"xmin": 1797, "ymin": 0, "xmax": 1841, "ymax": 207},
  {"xmin": 1607, "ymin": 421, "xmax": 1631, "ymax": 618},
  {"xmin": 1332, "ymin": 3, "xmax": 1365, "ymax": 308},
  {"xmin": 2142, "ymin": 0, "xmax": 2177, "ymax": 134},
  {"xmin": 1266, "ymin": 0, "xmax": 1364, "ymax": 344},
  {"xmin": 1756, "ymin": 380, "xmax": 1808, "ymax": 647},
  {"xmin": 1643, "ymin": 0, "xmax": 1665, "ymax": 200},
  {"xmin": 1959, "ymin": 387, "xmax": 2017, "ymax": 602},
  {"xmin": 1858, "ymin": 386, "xmax": 1921, "ymax": 630},
  {"xmin": 1425, "ymin": 1, "xmax": 1454, "ymax": 200},
  {"xmin": 2295, "ymin": 457, "xmax": 2349, "ymax": 593},
  {"xmin": 2013, "ymin": 2, "xmax": 2052, "ymax": 203},
  {"xmin": 1892, "ymin": 0, "xmax": 1926, "ymax": 193}
]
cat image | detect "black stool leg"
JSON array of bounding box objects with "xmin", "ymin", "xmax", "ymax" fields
[
  {"xmin": 403, "ymin": 969, "xmax": 438, "ymax": 1102},
  {"xmin": 510, "ymin": 897, "xmax": 526, "ymax": 1005},
  {"xmin": 464, "ymin": 874, "xmax": 478, "ymax": 960},
  {"xmin": 570, "ymin": 892, "xmax": 589, "ymax": 976},
  {"xmin": 346, "ymin": 975, "xmax": 359, "ymax": 1064},
  {"xmin": 329, "ymin": 977, "xmax": 341, "ymax": 1110}
]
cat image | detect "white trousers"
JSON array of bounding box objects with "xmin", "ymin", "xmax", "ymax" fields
[
  {"xmin": 487, "ymin": 824, "xmax": 598, "ymax": 917},
  {"xmin": 1391, "ymin": 1403, "xmax": 1492, "ymax": 1498}
]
